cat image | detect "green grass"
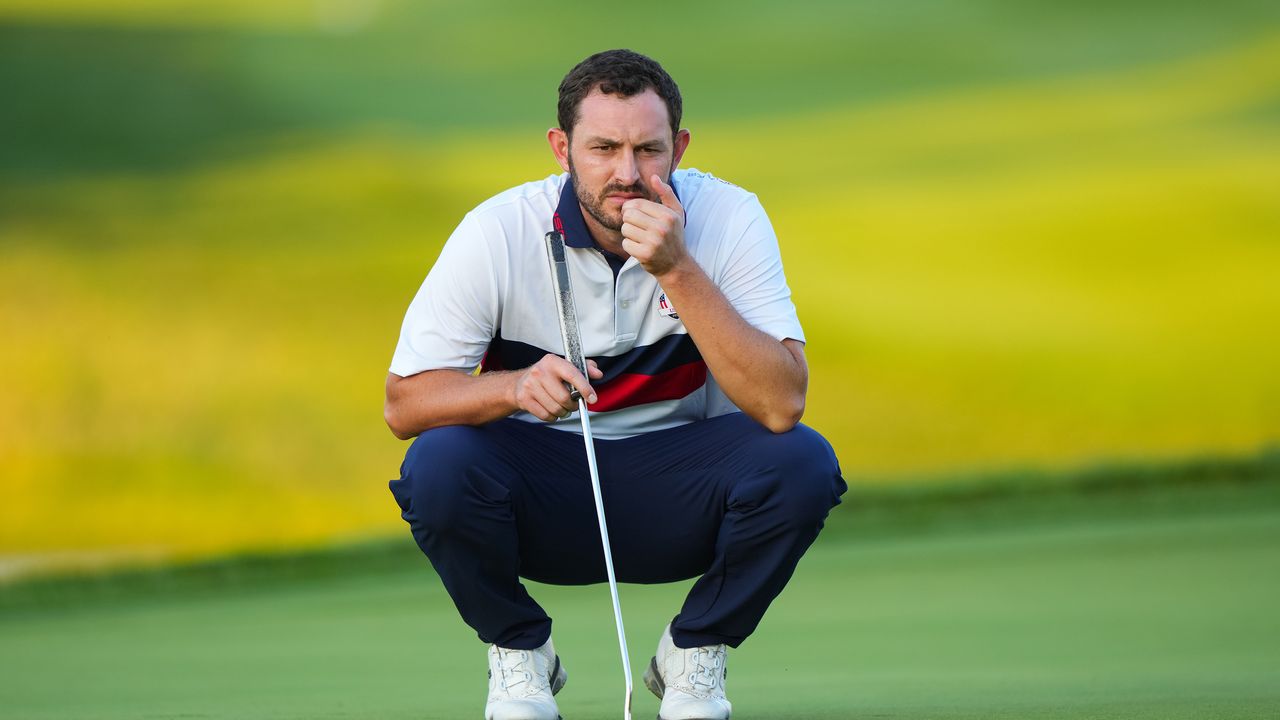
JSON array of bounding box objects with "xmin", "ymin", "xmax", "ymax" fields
[{"xmin": 2, "ymin": 456, "xmax": 1278, "ymax": 719}]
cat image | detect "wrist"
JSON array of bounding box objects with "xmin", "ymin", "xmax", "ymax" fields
[
  {"xmin": 654, "ymin": 253, "xmax": 699, "ymax": 285},
  {"xmin": 503, "ymin": 370, "xmax": 522, "ymax": 415}
]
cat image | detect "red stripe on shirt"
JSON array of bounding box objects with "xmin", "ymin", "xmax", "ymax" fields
[{"xmin": 590, "ymin": 361, "xmax": 708, "ymax": 413}]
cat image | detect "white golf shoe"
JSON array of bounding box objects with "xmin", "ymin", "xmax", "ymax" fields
[
  {"xmin": 642, "ymin": 624, "xmax": 732, "ymax": 720},
  {"xmin": 485, "ymin": 638, "xmax": 567, "ymax": 720}
]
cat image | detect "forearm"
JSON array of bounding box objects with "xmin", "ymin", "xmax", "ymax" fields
[
  {"xmin": 658, "ymin": 259, "xmax": 808, "ymax": 433},
  {"xmin": 384, "ymin": 369, "xmax": 519, "ymax": 440},
  {"xmin": 385, "ymin": 355, "xmax": 602, "ymax": 440}
]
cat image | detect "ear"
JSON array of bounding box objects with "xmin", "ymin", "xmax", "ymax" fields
[
  {"xmin": 547, "ymin": 127, "xmax": 571, "ymax": 173},
  {"xmin": 670, "ymin": 129, "xmax": 691, "ymax": 172}
]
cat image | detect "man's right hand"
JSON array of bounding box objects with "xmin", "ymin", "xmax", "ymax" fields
[{"xmin": 512, "ymin": 354, "xmax": 602, "ymax": 421}]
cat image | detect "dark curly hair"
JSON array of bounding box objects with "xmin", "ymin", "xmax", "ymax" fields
[{"xmin": 557, "ymin": 49, "xmax": 682, "ymax": 138}]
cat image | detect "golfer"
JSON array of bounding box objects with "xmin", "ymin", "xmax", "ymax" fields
[{"xmin": 385, "ymin": 49, "xmax": 846, "ymax": 720}]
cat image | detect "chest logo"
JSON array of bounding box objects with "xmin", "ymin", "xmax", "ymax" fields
[{"xmin": 657, "ymin": 292, "xmax": 680, "ymax": 320}]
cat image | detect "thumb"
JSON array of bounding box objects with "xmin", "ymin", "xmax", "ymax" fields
[{"xmin": 648, "ymin": 174, "xmax": 682, "ymax": 212}]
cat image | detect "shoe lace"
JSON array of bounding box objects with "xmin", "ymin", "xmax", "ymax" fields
[
  {"xmin": 493, "ymin": 647, "xmax": 534, "ymax": 691},
  {"xmin": 686, "ymin": 645, "xmax": 726, "ymax": 691}
]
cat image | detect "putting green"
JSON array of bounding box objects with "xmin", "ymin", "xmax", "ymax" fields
[{"xmin": 3, "ymin": 468, "xmax": 1277, "ymax": 719}]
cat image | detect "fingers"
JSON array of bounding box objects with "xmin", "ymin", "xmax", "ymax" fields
[
  {"xmin": 619, "ymin": 221, "xmax": 658, "ymax": 250},
  {"xmin": 648, "ymin": 173, "xmax": 682, "ymax": 212},
  {"xmin": 620, "ymin": 204, "xmax": 676, "ymax": 242},
  {"xmin": 621, "ymin": 197, "xmax": 674, "ymax": 223},
  {"xmin": 621, "ymin": 178, "xmax": 681, "ymax": 238},
  {"xmin": 514, "ymin": 354, "xmax": 598, "ymax": 421},
  {"xmin": 586, "ymin": 358, "xmax": 604, "ymax": 380},
  {"xmin": 619, "ymin": 195, "xmax": 686, "ymax": 276},
  {"xmin": 526, "ymin": 380, "xmax": 571, "ymax": 421},
  {"xmin": 515, "ymin": 357, "xmax": 575, "ymax": 420},
  {"xmin": 564, "ymin": 363, "xmax": 598, "ymax": 405}
]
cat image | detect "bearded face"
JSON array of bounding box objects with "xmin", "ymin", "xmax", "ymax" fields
[{"xmin": 568, "ymin": 150, "xmax": 661, "ymax": 232}]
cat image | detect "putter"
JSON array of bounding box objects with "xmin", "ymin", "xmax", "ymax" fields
[{"xmin": 545, "ymin": 230, "xmax": 633, "ymax": 720}]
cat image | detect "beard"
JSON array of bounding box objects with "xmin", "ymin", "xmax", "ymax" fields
[{"xmin": 568, "ymin": 153, "xmax": 661, "ymax": 232}]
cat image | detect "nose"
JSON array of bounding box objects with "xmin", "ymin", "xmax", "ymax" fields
[{"xmin": 612, "ymin": 149, "xmax": 641, "ymax": 187}]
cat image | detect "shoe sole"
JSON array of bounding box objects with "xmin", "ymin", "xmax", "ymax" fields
[
  {"xmin": 553, "ymin": 654, "xmax": 567, "ymax": 720},
  {"xmin": 551, "ymin": 655, "xmax": 567, "ymax": 696},
  {"xmin": 643, "ymin": 656, "xmax": 664, "ymax": 699}
]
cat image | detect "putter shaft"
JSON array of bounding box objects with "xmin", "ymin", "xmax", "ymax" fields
[{"xmin": 577, "ymin": 398, "xmax": 633, "ymax": 720}]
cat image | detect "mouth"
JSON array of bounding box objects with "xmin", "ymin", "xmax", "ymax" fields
[{"xmin": 606, "ymin": 192, "xmax": 646, "ymax": 205}]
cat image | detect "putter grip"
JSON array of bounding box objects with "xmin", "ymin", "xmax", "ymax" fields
[{"xmin": 545, "ymin": 232, "xmax": 588, "ymax": 402}]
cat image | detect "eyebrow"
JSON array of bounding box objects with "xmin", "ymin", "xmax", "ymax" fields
[{"xmin": 584, "ymin": 136, "xmax": 668, "ymax": 150}]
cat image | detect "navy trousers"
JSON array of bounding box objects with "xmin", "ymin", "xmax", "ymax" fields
[{"xmin": 389, "ymin": 412, "xmax": 846, "ymax": 650}]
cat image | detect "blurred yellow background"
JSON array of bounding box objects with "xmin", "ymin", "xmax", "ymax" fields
[{"xmin": 2, "ymin": 0, "xmax": 1277, "ymax": 571}]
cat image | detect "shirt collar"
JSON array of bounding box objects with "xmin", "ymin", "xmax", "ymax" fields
[{"xmin": 554, "ymin": 176, "xmax": 596, "ymax": 249}]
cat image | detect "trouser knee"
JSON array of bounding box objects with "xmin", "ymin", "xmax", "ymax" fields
[
  {"xmin": 389, "ymin": 425, "xmax": 502, "ymax": 536},
  {"xmin": 734, "ymin": 424, "xmax": 846, "ymax": 526}
]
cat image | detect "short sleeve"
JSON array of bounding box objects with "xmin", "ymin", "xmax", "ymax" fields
[
  {"xmin": 715, "ymin": 195, "xmax": 805, "ymax": 344},
  {"xmin": 389, "ymin": 213, "xmax": 502, "ymax": 377}
]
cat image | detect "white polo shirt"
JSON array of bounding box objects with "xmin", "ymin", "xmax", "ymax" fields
[{"xmin": 389, "ymin": 168, "xmax": 804, "ymax": 439}]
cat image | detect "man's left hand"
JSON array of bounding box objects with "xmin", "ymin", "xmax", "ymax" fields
[{"xmin": 621, "ymin": 174, "xmax": 688, "ymax": 278}]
